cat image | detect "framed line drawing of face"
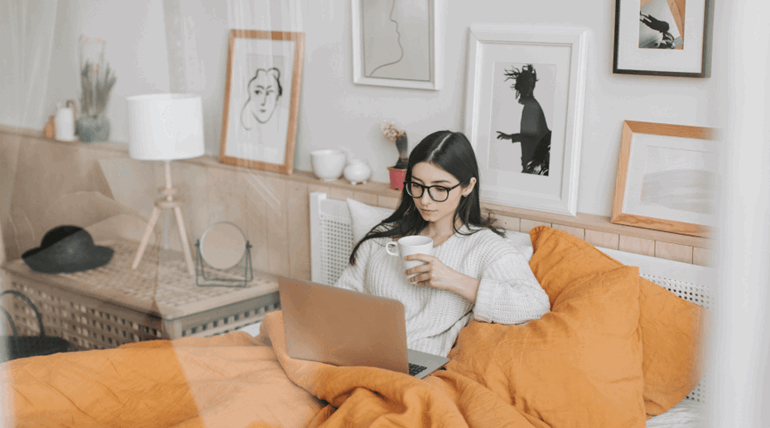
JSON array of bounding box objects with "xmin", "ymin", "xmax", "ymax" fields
[
  {"xmin": 219, "ymin": 30, "xmax": 305, "ymax": 174},
  {"xmin": 465, "ymin": 25, "xmax": 588, "ymax": 216},
  {"xmin": 351, "ymin": 0, "xmax": 442, "ymax": 90},
  {"xmin": 611, "ymin": 121, "xmax": 718, "ymax": 237}
]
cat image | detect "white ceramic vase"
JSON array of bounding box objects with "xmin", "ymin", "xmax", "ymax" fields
[
  {"xmin": 54, "ymin": 105, "xmax": 76, "ymax": 142},
  {"xmin": 343, "ymin": 159, "xmax": 371, "ymax": 185}
]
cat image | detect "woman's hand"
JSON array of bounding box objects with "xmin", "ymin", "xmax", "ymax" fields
[{"xmin": 404, "ymin": 254, "xmax": 481, "ymax": 303}]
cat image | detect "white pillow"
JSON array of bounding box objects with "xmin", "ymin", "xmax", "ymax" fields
[
  {"xmin": 346, "ymin": 198, "xmax": 394, "ymax": 243},
  {"xmin": 345, "ymin": 198, "xmax": 534, "ymax": 260},
  {"xmin": 503, "ymin": 230, "xmax": 534, "ymax": 261}
]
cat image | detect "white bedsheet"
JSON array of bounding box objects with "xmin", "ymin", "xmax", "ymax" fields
[
  {"xmin": 646, "ymin": 398, "xmax": 704, "ymax": 428},
  {"xmin": 238, "ymin": 321, "xmax": 262, "ymax": 337}
]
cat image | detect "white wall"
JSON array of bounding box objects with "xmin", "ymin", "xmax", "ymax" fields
[
  {"xmin": 0, "ymin": 1, "xmax": 59, "ymax": 130},
  {"xmin": 42, "ymin": 0, "xmax": 172, "ymax": 142},
  {"xmin": 15, "ymin": 0, "xmax": 721, "ymax": 217}
]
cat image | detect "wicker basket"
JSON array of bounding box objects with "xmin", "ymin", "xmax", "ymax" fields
[
  {"xmin": 1, "ymin": 290, "xmax": 72, "ymax": 362},
  {"xmin": 0, "ymin": 240, "xmax": 280, "ymax": 350}
]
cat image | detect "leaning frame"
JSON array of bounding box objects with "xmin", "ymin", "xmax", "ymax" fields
[
  {"xmin": 611, "ymin": 120, "xmax": 718, "ymax": 237},
  {"xmin": 464, "ymin": 25, "xmax": 588, "ymax": 216}
]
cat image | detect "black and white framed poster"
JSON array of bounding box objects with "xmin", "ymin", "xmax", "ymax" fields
[
  {"xmin": 613, "ymin": 0, "xmax": 712, "ymax": 77},
  {"xmin": 464, "ymin": 25, "xmax": 588, "ymax": 216},
  {"xmin": 350, "ymin": 0, "xmax": 442, "ymax": 90}
]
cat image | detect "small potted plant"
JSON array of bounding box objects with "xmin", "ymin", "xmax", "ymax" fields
[
  {"xmin": 77, "ymin": 36, "xmax": 117, "ymax": 142},
  {"xmin": 381, "ymin": 121, "xmax": 408, "ymax": 190}
]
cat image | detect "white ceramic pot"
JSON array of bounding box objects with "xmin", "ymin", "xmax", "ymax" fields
[
  {"xmin": 343, "ymin": 159, "xmax": 372, "ymax": 185},
  {"xmin": 311, "ymin": 149, "xmax": 347, "ymax": 181}
]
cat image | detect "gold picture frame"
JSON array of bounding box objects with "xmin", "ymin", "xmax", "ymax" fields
[
  {"xmin": 611, "ymin": 120, "xmax": 718, "ymax": 237},
  {"xmin": 219, "ymin": 30, "xmax": 305, "ymax": 174}
]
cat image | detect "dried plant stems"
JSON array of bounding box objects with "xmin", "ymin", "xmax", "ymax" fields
[
  {"xmin": 380, "ymin": 121, "xmax": 405, "ymax": 142},
  {"xmin": 80, "ymin": 60, "xmax": 117, "ymax": 118}
]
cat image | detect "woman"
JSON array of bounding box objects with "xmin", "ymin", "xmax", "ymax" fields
[{"xmin": 334, "ymin": 131, "xmax": 550, "ymax": 357}]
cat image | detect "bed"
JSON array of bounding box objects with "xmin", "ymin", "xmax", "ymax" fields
[
  {"xmin": 309, "ymin": 192, "xmax": 710, "ymax": 427},
  {"xmin": 0, "ymin": 192, "xmax": 710, "ymax": 427}
]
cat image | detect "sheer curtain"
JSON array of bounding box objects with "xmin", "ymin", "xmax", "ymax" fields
[
  {"xmin": 708, "ymin": 0, "xmax": 770, "ymax": 426},
  {"xmin": 0, "ymin": 0, "xmax": 59, "ymax": 129}
]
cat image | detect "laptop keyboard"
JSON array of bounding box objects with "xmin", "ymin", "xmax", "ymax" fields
[{"xmin": 408, "ymin": 363, "xmax": 427, "ymax": 376}]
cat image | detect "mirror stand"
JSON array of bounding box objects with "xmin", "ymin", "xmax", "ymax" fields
[{"xmin": 194, "ymin": 240, "xmax": 253, "ymax": 287}]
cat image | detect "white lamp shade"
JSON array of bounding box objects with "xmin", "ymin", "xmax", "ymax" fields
[{"xmin": 126, "ymin": 93, "xmax": 205, "ymax": 161}]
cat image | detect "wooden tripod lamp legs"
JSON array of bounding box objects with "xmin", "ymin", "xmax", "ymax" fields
[{"xmin": 131, "ymin": 161, "xmax": 196, "ymax": 277}]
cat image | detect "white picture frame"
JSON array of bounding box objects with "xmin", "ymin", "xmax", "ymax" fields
[
  {"xmin": 350, "ymin": 0, "xmax": 442, "ymax": 91},
  {"xmin": 464, "ymin": 25, "xmax": 588, "ymax": 216}
]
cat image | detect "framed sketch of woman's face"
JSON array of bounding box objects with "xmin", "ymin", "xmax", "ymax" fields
[{"xmin": 220, "ymin": 30, "xmax": 305, "ymax": 174}]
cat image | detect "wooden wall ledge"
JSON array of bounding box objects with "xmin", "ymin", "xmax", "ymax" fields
[{"xmin": 0, "ymin": 126, "xmax": 713, "ymax": 253}]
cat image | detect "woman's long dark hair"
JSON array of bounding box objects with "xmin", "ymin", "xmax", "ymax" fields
[{"xmin": 349, "ymin": 130, "xmax": 503, "ymax": 265}]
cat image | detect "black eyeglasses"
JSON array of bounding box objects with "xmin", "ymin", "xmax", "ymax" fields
[{"xmin": 403, "ymin": 181, "xmax": 462, "ymax": 202}]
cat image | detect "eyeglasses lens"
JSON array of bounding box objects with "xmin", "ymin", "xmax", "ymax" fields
[{"xmin": 406, "ymin": 182, "xmax": 448, "ymax": 202}]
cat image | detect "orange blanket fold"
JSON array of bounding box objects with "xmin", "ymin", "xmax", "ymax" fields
[
  {"xmin": 2, "ymin": 312, "xmax": 537, "ymax": 428},
  {"xmin": 260, "ymin": 312, "xmax": 538, "ymax": 428},
  {"xmin": 2, "ymin": 330, "xmax": 323, "ymax": 428}
]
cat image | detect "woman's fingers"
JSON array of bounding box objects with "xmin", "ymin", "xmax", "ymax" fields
[
  {"xmin": 404, "ymin": 253, "xmax": 435, "ymax": 263},
  {"xmin": 405, "ymin": 263, "xmax": 431, "ymax": 277},
  {"xmin": 409, "ymin": 272, "xmax": 432, "ymax": 285}
]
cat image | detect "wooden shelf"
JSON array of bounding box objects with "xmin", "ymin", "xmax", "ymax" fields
[{"xmin": 0, "ymin": 126, "xmax": 713, "ymax": 254}]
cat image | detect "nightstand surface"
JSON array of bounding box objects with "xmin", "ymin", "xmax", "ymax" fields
[{"xmin": 1, "ymin": 240, "xmax": 280, "ymax": 349}]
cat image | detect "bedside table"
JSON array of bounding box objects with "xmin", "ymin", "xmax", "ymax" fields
[{"xmin": 0, "ymin": 240, "xmax": 280, "ymax": 350}]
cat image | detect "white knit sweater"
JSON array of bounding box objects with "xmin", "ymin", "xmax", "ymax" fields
[{"xmin": 333, "ymin": 227, "xmax": 551, "ymax": 357}]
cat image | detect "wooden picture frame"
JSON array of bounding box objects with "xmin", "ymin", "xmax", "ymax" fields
[
  {"xmin": 611, "ymin": 121, "xmax": 718, "ymax": 237},
  {"xmin": 350, "ymin": 0, "xmax": 442, "ymax": 90},
  {"xmin": 464, "ymin": 25, "xmax": 588, "ymax": 216},
  {"xmin": 613, "ymin": 0, "xmax": 712, "ymax": 77},
  {"xmin": 219, "ymin": 30, "xmax": 305, "ymax": 174}
]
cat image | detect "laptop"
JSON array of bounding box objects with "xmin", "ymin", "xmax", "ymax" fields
[{"xmin": 278, "ymin": 276, "xmax": 451, "ymax": 379}]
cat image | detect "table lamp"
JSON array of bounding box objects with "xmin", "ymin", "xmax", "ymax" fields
[{"xmin": 126, "ymin": 93, "xmax": 205, "ymax": 276}]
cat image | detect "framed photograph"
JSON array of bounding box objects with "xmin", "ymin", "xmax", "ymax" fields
[
  {"xmin": 350, "ymin": 0, "xmax": 441, "ymax": 90},
  {"xmin": 613, "ymin": 0, "xmax": 712, "ymax": 77},
  {"xmin": 464, "ymin": 25, "xmax": 588, "ymax": 216},
  {"xmin": 611, "ymin": 121, "xmax": 718, "ymax": 237},
  {"xmin": 219, "ymin": 30, "xmax": 304, "ymax": 174}
]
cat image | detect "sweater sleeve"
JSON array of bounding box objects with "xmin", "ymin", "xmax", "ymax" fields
[
  {"xmin": 472, "ymin": 238, "xmax": 550, "ymax": 325},
  {"xmin": 331, "ymin": 239, "xmax": 373, "ymax": 293}
]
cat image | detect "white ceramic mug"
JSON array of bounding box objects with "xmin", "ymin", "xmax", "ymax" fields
[{"xmin": 385, "ymin": 236, "xmax": 433, "ymax": 278}]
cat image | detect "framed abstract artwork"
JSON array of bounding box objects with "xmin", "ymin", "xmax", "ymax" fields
[
  {"xmin": 613, "ymin": 0, "xmax": 712, "ymax": 77},
  {"xmin": 219, "ymin": 30, "xmax": 305, "ymax": 174},
  {"xmin": 464, "ymin": 25, "xmax": 588, "ymax": 216},
  {"xmin": 351, "ymin": 0, "xmax": 442, "ymax": 90},
  {"xmin": 611, "ymin": 121, "xmax": 718, "ymax": 237}
]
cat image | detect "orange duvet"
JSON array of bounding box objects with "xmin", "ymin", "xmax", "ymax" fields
[
  {"xmin": 3, "ymin": 301, "xmax": 653, "ymax": 427},
  {"xmin": 2, "ymin": 312, "xmax": 538, "ymax": 428}
]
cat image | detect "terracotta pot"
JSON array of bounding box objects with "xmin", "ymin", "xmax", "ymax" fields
[{"xmin": 388, "ymin": 167, "xmax": 407, "ymax": 191}]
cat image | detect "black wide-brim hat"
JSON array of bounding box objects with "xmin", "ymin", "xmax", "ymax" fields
[{"xmin": 22, "ymin": 225, "xmax": 114, "ymax": 274}]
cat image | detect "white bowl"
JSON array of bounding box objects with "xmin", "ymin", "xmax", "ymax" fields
[{"xmin": 311, "ymin": 149, "xmax": 347, "ymax": 181}]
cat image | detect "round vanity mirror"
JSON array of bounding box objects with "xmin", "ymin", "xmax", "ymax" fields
[{"xmin": 199, "ymin": 222, "xmax": 247, "ymax": 270}]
